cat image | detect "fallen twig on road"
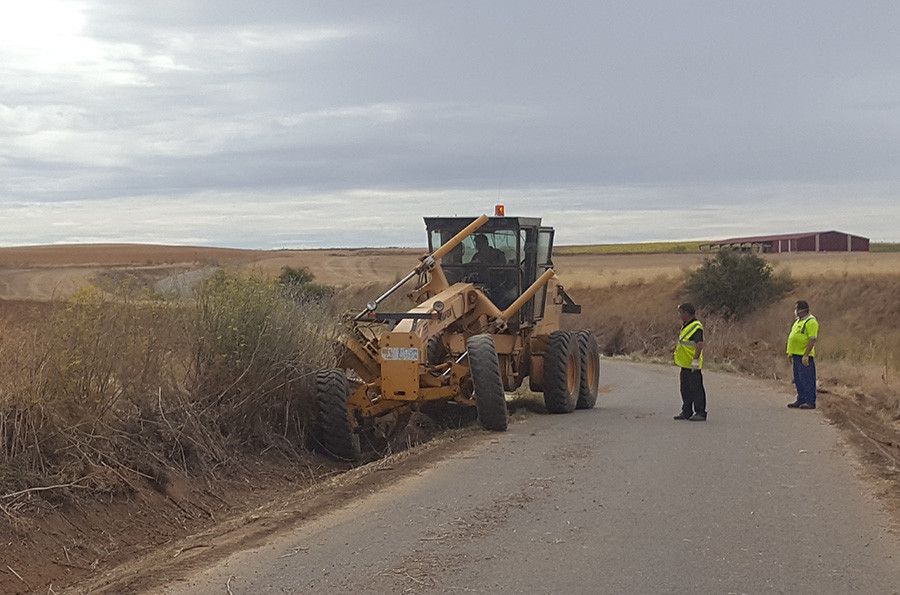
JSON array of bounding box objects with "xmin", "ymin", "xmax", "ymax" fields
[
  {"xmin": 6, "ymin": 565, "xmax": 30, "ymax": 589},
  {"xmin": 172, "ymin": 543, "xmax": 212, "ymax": 558},
  {"xmin": 279, "ymin": 546, "xmax": 310, "ymax": 558}
]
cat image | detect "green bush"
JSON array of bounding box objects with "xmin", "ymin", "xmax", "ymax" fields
[
  {"xmin": 685, "ymin": 251, "xmax": 793, "ymax": 318},
  {"xmin": 192, "ymin": 271, "xmax": 336, "ymax": 441},
  {"xmin": 278, "ymin": 266, "xmax": 334, "ymax": 302}
]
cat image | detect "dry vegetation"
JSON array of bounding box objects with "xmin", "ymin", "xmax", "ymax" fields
[
  {"xmin": 553, "ymin": 251, "xmax": 900, "ymax": 287},
  {"xmin": 0, "ymin": 274, "xmax": 339, "ymax": 514},
  {"xmin": 0, "ymin": 242, "xmax": 896, "ymax": 591}
]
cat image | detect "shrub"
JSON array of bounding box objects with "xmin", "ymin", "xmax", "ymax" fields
[
  {"xmin": 685, "ymin": 251, "xmax": 793, "ymax": 318},
  {"xmin": 191, "ymin": 271, "xmax": 337, "ymax": 443},
  {"xmin": 278, "ymin": 266, "xmax": 334, "ymax": 302}
]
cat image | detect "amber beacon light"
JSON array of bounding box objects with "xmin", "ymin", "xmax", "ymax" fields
[{"xmin": 494, "ymin": 204, "xmax": 505, "ymax": 217}]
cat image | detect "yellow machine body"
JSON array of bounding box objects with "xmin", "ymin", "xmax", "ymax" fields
[{"xmin": 335, "ymin": 213, "xmax": 582, "ymax": 434}]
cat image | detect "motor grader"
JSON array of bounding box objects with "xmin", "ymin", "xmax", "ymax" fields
[{"xmin": 311, "ymin": 213, "xmax": 599, "ymax": 460}]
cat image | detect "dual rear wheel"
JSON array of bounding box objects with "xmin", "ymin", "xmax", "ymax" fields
[
  {"xmin": 466, "ymin": 330, "xmax": 599, "ymax": 428},
  {"xmin": 543, "ymin": 330, "xmax": 599, "ymax": 413}
]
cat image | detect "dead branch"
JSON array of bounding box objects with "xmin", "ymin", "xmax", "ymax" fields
[{"xmin": 1, "ymin": 478, "xmax": 91, "ymax": 500}]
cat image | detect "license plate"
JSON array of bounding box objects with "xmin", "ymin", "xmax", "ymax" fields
[{"xmin": 381, "ymin": 347, "xmax": 420, "ymax": 361}]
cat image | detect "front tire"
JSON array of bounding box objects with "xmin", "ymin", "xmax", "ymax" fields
[
  {"xmin": 543, "ymin": 331, "xmax": 581, "ymax": 413},
  {"xmin": 312, "ymin": 369, "xmax": 361, "ymax": 461},
  {"xmin": 466, "ymin": 334, "xmax": 508, "ymax": 431}
]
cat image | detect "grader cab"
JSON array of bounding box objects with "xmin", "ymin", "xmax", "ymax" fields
[{"xmin": 312, "ymin": 214, "xmax": 599, "ymax": 460}]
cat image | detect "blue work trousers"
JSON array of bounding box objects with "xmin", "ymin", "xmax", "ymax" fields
[{"xmin": 792, "ymin": 355, "xmax": 817, "ymax": 405}]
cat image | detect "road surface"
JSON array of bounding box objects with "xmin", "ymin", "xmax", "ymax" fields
[{"xmin": 165, "ymin": 361, "xmax": 898, "ymax": 594}]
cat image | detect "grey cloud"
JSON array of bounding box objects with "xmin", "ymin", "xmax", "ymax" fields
[{"xmin": 0, "ymin": 1, "xmax": 898, "ymax": 246}]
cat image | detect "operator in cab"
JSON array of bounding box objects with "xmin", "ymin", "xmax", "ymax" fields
[{"xmin": 470, "ymin": 234, "xmax": 507, "ymax": 265}]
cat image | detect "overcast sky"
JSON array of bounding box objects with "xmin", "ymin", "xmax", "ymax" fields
[{"xmin": 1, "ymin": 1, "xmax": 898, "ymax": 247}]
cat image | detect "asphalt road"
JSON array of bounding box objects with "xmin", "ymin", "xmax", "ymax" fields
[{"xmin": 165, "ymin": 361, "xmax": 899, "ymax": 594}]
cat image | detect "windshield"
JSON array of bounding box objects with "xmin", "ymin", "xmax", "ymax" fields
[
  {"xmin": 429, "ymin": 227, "xmax": 520, "ymax": 310},
  {"xmin": 431, "ymin": 229, "xmax": 518, "ymax": 266}
]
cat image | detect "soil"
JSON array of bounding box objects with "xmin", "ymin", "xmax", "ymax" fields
[
  {"xmin": 818, "ymin": 385, "xmax": 900, "ymax": 523},
  {"xmin": 0, "ymin": 407, "xmax": 509, "ymax": 594},
  {"xmin": 82, "ymin": 431, "xmax": 484, "ymax": 594},
  {"xmin": 0, "ymin": 454, "xmax": 346, "ymax": 594}
]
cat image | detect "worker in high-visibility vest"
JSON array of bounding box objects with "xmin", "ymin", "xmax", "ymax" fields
[
  {"xmin": 674, "ymin": 303, "xmax": 707, "ymax": 421},
  {"xmin": 787, "ymin": 300, "xmax": 819, "ymax": 409}
]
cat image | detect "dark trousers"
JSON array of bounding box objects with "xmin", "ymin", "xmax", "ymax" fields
[
  {"xmin": 792, "ymin": 355, "xmax": 817, "ymax": 405},
  {"xmin": 679, "ymin": 368, "xmax": 707, "ymax": 416}
]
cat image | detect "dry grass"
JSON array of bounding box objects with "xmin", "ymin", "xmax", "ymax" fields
[
  {"xmin": 555, "ymin": 252, "xmax": 900, "ymax": 288},
  {"xmin": 872, "ymin": 242, "xmax": 900, "ymax": 253},
  {"xmin": 3, "ymin": 244, "xmax": 895, "ymax": 300},
  {"xmin": 557, "ymin": 240, "xmax": 702, "ymax": 255},
  {"xmin": 567, "ymin": 273, "xmax": 900, "ymax": 445},
  {"xmin": 0, "ymin": 244, "xmax": 264, "ymax": 267},
  {"xmin": 0, "ymin": 245, "xmax": 426, "ymax": 301},
  {"xmin": 0, "ymin": 273, "xmax": 338, "ymax": 513}
]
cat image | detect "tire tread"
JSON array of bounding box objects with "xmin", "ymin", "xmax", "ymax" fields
[
  {"xmin": 312, "ymin": 368, "xmax": 361, "ymax": 461},
  {"xmin": 543, "ymin": 331, "xmax": 581, "ymax": 413},
  {"xmin": 576, "ymin": 330, "xmax": 600, "ymax": 409},
  {"xmin": 467, "ymin": 335, "xmax": 508, "ymax": 431}
]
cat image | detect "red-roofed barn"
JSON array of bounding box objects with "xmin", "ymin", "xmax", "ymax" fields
[{"xmin": 700, "ymin": 231, "xmax": 869, "ymax": 253}]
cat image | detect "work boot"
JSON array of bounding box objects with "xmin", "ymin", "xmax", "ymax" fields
[
  {"xmin": 798, "ymin": 403, "xmax": 816, "ymax": 410},
  {"xmin": 688, "ymin": 413, "xmax": 707, "ymax": 421},
  {"xmin": 787, "ymin": 401, "xmax": 802, "ymax": 408},
  {"xmin": 673, "ymin": 413, "xmax": 691, "ymax": 420}
]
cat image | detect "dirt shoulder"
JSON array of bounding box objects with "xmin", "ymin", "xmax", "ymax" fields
[
  {"xmin": 818, "ymin": 384, "xmax": 900, "ymax": 520},
  {"xmin": 0, "ymin": 412, "xmax": 507, "ymax": 595},
  {"xmin": 0, "ymin": 454, "xmax": 346, "ymax": 594},
  {"xmin": 0, "ymin": 398, "xmax": 539, "ymax": 594},
  {"xmin": 82, "ymin": 430, "xmax": 485, "ymax": 594}
]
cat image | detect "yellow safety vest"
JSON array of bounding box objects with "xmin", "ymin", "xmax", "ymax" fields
[
  {"xmin": 787, "ymin": 315, "xmax": 818, "ymax": 357},
  {"xmin": 674, "ymin": 320, "xmax": 704, "ymax": 369}
]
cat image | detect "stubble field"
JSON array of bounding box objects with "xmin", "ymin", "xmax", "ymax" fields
[{"xmin": 1, "ymin": 244, "xmax": 898, "ymax": 300}]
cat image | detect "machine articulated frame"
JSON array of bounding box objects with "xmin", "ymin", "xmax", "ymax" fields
[{"xmin": 311, "ymin": 214, "xmax": 599, "ymax": 461}]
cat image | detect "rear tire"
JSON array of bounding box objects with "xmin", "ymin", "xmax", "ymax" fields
[
  {"xmin": 312, "ymin": 369, "xmax": 361, "ymax": 461},
  {"xmin": 576, "ymin": 330, "xmax": 600, "ymax": 409},
  {"xmin": 543, "ymin": 331, "xmax": 581, "ymax": 413},
  {"xmin": 466, "ymin": 334, "xmax": 508, "ymax": 431}
]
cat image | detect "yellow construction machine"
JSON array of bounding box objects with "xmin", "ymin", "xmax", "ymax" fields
[{"xmin": 312, "ymin": 213, "xmax": 599, "ymax": 460}]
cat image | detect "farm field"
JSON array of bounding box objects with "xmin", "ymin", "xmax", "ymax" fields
[{"xmin": 0, "ymin": 244, "xmax": 898, "ymax": 300}]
